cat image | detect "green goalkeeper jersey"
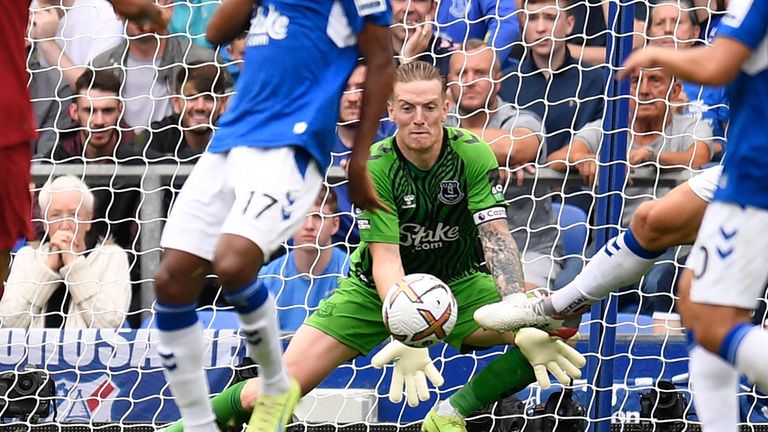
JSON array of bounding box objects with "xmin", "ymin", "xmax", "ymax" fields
[{"xmin": 349, "ymin": 127, "xmax": 507, "ymax": 287}]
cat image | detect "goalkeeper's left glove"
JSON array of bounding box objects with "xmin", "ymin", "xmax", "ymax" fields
[
  {"xmin": 371, "ymin": 340, "xmax": 444, "ymax": 407},
  {"xmin": 515, "ymin": 327, "xmax": 587, "ymax": 389}
]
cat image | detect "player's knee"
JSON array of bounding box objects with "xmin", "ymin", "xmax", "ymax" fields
[
  {"xmin": 154, "ymin": 263, "xmax": 193, "ymax": 303},
  {"xmin": 631, "ymin": 202, "xmax": 668, "ymax": 250},
  {"xmin": 687, "ymin": 304, "xmax": 750, "ymax": 354},
  {"xmin": 213, "ymin": 253, "xmax": 252, "ymax": 289},
  {"xmin": 691, "ymin": 321, "xmax": 726, "ymax": 354},
  {"xmin": 213, "ymin": 242, "xmax": 263, "ymax": 289}
]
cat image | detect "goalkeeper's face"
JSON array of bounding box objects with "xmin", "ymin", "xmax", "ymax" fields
[{"xmin": 389, "ymin": 80, "xmax": 449, "ymax": 154}]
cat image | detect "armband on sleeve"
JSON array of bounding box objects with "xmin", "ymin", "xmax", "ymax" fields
[{"xmin": 472, "ymin": 207, "xmax": 506, "ymax": 225}]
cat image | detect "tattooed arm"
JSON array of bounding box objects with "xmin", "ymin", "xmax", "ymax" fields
[{"xmin": 477, "ymin": 218, "xmax": 526, "ymax": 297}]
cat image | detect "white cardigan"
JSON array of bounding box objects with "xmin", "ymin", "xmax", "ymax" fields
[{"xmin": 0, "ymin": 243, "xmax": 132, "ymax": 329}]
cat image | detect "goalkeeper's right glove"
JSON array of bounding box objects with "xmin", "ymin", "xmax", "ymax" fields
[
  {"xmin": 371, "ymin": 340, "xmax": 444, "ymax": 407},
  {"xmin": 515, "ymin": 327, "xmax": 587, "ymax": 389}
]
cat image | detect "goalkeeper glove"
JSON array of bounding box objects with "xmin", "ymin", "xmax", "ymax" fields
[
  {"xmin": 371, "ymin": 340, "xmax": 444, "ymax": 407},
  {"xmin": 515, "ymin": 327, "xmax": 587, "ymax": 389}
]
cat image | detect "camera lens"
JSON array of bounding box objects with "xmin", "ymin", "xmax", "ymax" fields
[
  {"xmin": 655, "ymin": 381, "xmax": 679, "ymax": 410},
  {"xmin": 14, "ymin": 374, "xmax": 38, "ymax": 396}
]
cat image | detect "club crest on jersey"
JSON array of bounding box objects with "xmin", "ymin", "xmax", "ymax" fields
[
  {"xmin": 247, "ymin": 5, "xmax": 289, "ymax": 47},
  {"xmin": 438, "ymin": 181, "xmax": 464, "ymax": 205},
  {"xmin": 403, "ymin": 194, "xmax": 416, "ymax": 209}
]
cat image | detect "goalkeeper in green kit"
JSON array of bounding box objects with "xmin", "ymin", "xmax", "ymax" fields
[{"xmin": 165, "ymin": 61, "xmax": 585, "ymax": 432}]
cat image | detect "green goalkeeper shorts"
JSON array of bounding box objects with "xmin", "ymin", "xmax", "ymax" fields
[{"xmin": 304, "ymin": 272, "xmax": 501, "ymax": 355}]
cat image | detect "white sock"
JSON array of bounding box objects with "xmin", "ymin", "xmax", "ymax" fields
[
  {"xmin": 238, "ymin": 296, "xmax": 291, "ymax": 395},
  {"xmin": 689, "ymin": 345, "xmax": 739, "ymax": 432},
  {"xmin": 157, "ymin": 324, "xmax": 218, "ymax": 432},
  {"xmin": 551, "ymin": 229, "xmax": 662, "ymax": 313},
  {"xmin": 437, "ymin": 399, "xmax": 463, "ymax": 419},
  {"xmin": 730, "ymin": 325, "xmax": 768, "ymax": 391}
]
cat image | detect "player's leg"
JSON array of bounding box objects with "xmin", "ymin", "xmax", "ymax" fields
[
  {"xmin": 475, "ymin": 167, "xmax": 719, "ymax": 332},
  {"xmin": 683, "ymin": 202, "xmax": 768, "ymax": 394},
  {"xmin": 425, "ymin": 274, "xmax": 536, "ymax": 432},
  {"xmin": 163, "ymin": 324, "xmax": 359, "ymax": 432},
  {"xmin": 0, "ymin": 142, "xmax": 32, "ymax": 283},
  {"xmin": 211, "ymin": 147, "xmax": 322, "ymax": 430},
  {"xmin": 175, "ymin": 277, "xmax": 388, "ymax": 432},
  {"xmin": 677, "ymin": 268, "xmax": 740, "ymax": 432},
  {"xmin": 155, "ymin": 152, "xmax": 232, "ymax": 432},
  {"xmin": 548, "ymin": 178, "xmax": 710, "ymax": 314}
]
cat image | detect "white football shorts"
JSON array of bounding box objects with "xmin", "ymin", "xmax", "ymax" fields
[
  {"xmin": 687, "ymin": 165, "xmax": 722, "ymax": 202},
  {"xmin": 688, "ymin": 201, "xmax": 768, "ymax": 309},
  {"xmin": 161, "ymin": 146, "xmax": 322, "ymax": 262}
]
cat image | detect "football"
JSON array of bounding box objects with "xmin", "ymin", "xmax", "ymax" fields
[{"xmin": 382, "ymin": 273, "xmax": 458, "ymax": 348}]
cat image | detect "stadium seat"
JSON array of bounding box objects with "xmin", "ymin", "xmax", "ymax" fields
[{"xmin": 551, "ymin": 203, "xmax": 589, "ymax": 256}]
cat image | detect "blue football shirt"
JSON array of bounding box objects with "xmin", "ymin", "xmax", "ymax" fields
[
  {"xmin": 208, "ymin": 0, "xmax": 391, "ymax": 169},
  {"xmin": 712, "ymin": 0, "xmax": 768, "ymax": 209},
  {"xmin": 260, "ymin": 248, "xmax": 349, "ymax": 332}
]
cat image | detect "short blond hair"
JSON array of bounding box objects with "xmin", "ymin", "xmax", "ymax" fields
[
  {"xmin": 393, "ymin": 61, "xmax": 447, "ymax": 98},
  {"xmin": 38, "ymin": 176, "xmax": 95, "ymax": 216}
]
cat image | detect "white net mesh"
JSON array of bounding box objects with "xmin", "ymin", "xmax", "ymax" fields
[{"xmin": 3, "ymin": 0, "xmax": 765, "ymax": 430}]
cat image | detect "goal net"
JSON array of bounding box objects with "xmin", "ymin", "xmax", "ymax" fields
[{"xmin": 3, "ymin": 0, "xmax": 763, "ymax": 430}]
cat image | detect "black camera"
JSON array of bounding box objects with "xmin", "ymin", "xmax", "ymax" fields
[
  {"xmin": 0, "ymin": 365, "xmax": 56, "ymax": 421},
  {"xmin": 639, "ymin": 380, "xmax": 688, "ymax": 431},
  {"xmin": 524, "ymin": 387, "xmax": 587, "ymax": 432}
]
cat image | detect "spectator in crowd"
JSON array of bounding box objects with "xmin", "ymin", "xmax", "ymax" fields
[
  {"xmin": 167, "ymin": 0, "xmax": 220, "ymax": 48},
  {"xmin": 435, "ymin": 0, "xmax": 520, "ymax": 66},
  {"xmin": 446, "ymin": 40, "xmax": 562, "ymax": 288},
  {"xmin": 330, "ymin": 63, "xmax": 396, "ymax": 248},
  {"xmin": 259, "ymin": 188, "xmax": 348, "ymax": 333},
  {"xmin": 391, "ymin": 0, "xmax": 455, "ymax": 76},
  {"xmin": 132, "ymin": 61, "xmax": 230, "ymax": 163},
  {"xmin": 549, "ymin": 66, "xmax": 713, "ymax": 226},
  {"xmin": 500, "ymin": 0, "xmax": 604, "ymax": 157},
  {"xmin": 29, "ymin": 0, "xmax": 123, "ymax": 90},
  {"xmin": 91, "ymin": 0, "xmax": 227, "ymax": 130},
  {"xmin": 44, "ymin": 69, "xmax": 139, "ymax": 163},
  {"xmin": 225, "ymin": 33, "xmax": 246, "ymax": 84},
  {"xmin": 645, "ymin": 0, "xmax": 728, "ymax": 157},
  {"xmin": 43, "ymin": 69, "xmax": 141, "ymax": 252},
  {"xmin": 0, "ymin": 176, "xmax": 131, "ymax": 329},
  {"xmin": 26, "ymin": 15, "xmax": 73, "ymax": 156}
]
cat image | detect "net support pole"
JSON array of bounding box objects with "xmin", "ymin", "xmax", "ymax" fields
[
  {"xmin": 139, "ymin": 173, "xmax": 164, "ymax": 323},
  {"xmin": 587, "ymin": 1, "xmax": 635, "ymax": 430}
]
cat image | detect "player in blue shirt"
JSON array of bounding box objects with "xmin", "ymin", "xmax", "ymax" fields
[
  {"xmin": 151, "ymin": 1, "xmax": 395, "ymax": 431},
  {"xmin": 260, "ymin": 187, "xmax": 349, "ymax": 333},
  {"xmin": 620, "ymin": 2, "xmax": 768, "ymax": 431},
  {"xmin": 435, "ymin": 0, "xmax": 520, "ymax": 66}
]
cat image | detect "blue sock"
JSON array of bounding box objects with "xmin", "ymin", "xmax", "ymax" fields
[
  {"xmin": 155, "ymin": 302, "xmax": 198, "ymax": 331},
  {"xmin": 223, "ymin": 279, "xmax": 270, "ymax": 314},
  {"xmin": 623, "ymin": 229, "xmax": 665, "ymax": 259},
  {"xmin": 719, "ymin": 322, "xmax": 753, "ymax": 366}
]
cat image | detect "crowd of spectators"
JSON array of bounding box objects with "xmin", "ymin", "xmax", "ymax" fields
[{"xmin": 1, "ymin": 0, "xmax": 732, "ymax": 332}]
